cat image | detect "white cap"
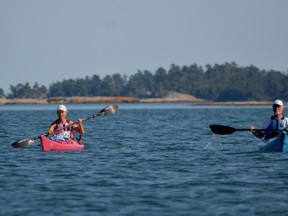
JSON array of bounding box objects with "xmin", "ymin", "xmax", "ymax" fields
[
  {"xmin": 57, "ymin": 104, "xmax": 67, "ymax": 112},
  {"xmin": 273, "ymin": 99, "xmax": 283, "ymax": 106}
]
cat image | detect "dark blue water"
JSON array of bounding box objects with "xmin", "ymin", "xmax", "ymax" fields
[{"xmin": 1, "ymin": 103, "xmax": 288, "ymax": 216}]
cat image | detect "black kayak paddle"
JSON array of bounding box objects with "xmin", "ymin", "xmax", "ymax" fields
[
  {"xmin": 209, "ymin": 124, "xmax": 274, "ymax": 135},
  {"xmin": 11, "ymin": 104, "xmax": 119, "ymax": 148}
]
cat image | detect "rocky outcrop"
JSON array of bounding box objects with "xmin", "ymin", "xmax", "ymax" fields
[{"xmin": 139, "ymin": 91, "xmax": 206, "ymax": 103}]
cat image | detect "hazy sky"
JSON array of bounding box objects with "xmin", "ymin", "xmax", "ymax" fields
[{"xmin": 1, "ymin": 0, "xmax": 287, "ymax": 93}]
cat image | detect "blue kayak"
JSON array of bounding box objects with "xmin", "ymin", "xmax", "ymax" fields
[{"xmin": 259, "ymin": 131, "xmax": 288, "ymax": 152}]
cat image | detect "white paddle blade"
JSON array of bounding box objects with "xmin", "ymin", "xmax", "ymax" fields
[
  {"xmin": 11, "ymin": 138, "xmax": 35, "ymax": 148},
  {"xmin": 97, "ymin": 104, "xmax": 119, "ymax": 116}
]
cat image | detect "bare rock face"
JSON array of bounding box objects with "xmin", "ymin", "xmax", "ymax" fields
[{"xmin": 140, "ymin": 91, "xmax": 206, "ymax": 102}]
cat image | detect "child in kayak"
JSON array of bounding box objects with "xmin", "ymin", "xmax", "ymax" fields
[
  {"xmin": 249, "ymin": 99, "xmax": 288, "ymax": 140},
  {"xmin": 46, "ymin": 105, "xmax": 84, "ymax": 141}
]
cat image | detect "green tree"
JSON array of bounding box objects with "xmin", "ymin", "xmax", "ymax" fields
[
  {"xmin": 127, "ymin": 70, "xmax": 156, "ymax": 98},
  {"xmin": 0, "ymin": 88, "xmax": 5, "ymax": 98},
  {"xmin": 8, "ymin": 82, "xmax": 47, "ymax": 98},
  {"xmin": 86, "ymin": 75, "xmax": 102, "ymax": 96},
  {"xmin": 264, "ymin": 70, "xmax": 286, "ymax": 100},
  {"xmin": 154, "ymin": 67, "xmax": 169, "ymax": 97}
]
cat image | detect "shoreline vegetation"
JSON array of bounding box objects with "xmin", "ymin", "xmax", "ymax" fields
[{"xmin": 0, "ymin": 92, "xmax": 271, "ymax": 106}]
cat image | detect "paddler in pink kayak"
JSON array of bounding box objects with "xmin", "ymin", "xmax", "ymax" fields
[{"xmin": 46, "ymin": 104, "xmax": 85, "ymax": 141}]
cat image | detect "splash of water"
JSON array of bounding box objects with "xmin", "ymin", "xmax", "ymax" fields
[{"xmin": 204, "ymin": 134, "xmax": 222, "ymax": 151}]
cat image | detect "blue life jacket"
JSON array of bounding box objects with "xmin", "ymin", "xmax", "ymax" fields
[{"xmin": 264, "ymin": 116, "xmax": 286, "ymax": 139}]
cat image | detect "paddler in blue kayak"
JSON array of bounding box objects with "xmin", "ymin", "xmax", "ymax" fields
[
  {"xmin": 249, "ymin": 99, "xmax": 288, "ymax": 140},
  {"xmin": 46, "ymin": 105, "xmax": 85, "ymax": 141}
]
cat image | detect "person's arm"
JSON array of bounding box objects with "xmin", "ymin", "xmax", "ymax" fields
[
  {"xmin": 248, "ymin": 125, "xmax": 265, "ymax": 139},
  {"xmin": 71, "ymin": 119, "xmax": 85, "ymax": 134},
  {"xmin": 285, "ymin": 117, "xmax": 288, "ymax": 131},
  {"xmin": 46, "ymin": 121, "xmax": 57, "ymax": 136}
]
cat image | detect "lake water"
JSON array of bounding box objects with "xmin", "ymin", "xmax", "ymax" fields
[{"xmin": 1, "ymin": 103, "xmax": 288, "ymax": 216}]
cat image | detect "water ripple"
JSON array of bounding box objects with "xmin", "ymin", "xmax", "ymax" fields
[{"xmin": 1, "ymin": 104, "xmax": 288, "ymax": 215}]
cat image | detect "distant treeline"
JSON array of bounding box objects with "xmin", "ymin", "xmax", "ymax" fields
[{"xmin": 1, "ymin": 62, "xmax": 288, "ymax": 101}]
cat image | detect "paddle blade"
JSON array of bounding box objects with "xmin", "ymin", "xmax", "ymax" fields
[
  {"xmin": 11, "ymin": 137, "xmax": 36, "ymax": 148},
  {"xmin": 209, "ymin": 124, "xmax": 236, "ymax": 135},
  {"xmin": 96, "ymin": 104, "xmax": 119, "ymax": 116}
]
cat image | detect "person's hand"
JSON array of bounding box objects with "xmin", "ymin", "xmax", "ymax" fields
[
  {"xmin": 46, "ymin": 129, "xmax": 53, "ymax": 136},
  {"xmin": 248, "ymin": 125, "xmax": 255, "ymax": 132},
  {"xmin": 76, "ymin": 119, "xmax": 84, "ymax": 134}
]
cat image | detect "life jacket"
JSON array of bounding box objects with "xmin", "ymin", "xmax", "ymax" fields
[
  {"xmin": 268, "ymin": 116, "xmax": 286, "ymax": 130},
  {"xmin": 264, "ymin": 116, "xmax": 286, "ymax": 139},
  {"xmin": 51, "ymin": 120, "xmax": 72, "ymax": 141}
]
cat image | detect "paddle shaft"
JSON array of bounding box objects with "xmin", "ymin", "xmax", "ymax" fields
[{"xmin": 233, "ymin": 128, "xmax": 269, "ymax": 132}]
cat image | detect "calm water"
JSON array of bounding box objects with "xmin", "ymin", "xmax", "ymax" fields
[{"xmin": 1, "ymin": 103, "xmax": 288, "ymax": 216}]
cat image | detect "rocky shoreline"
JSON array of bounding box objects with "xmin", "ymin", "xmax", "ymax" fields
[
  {"xmin": 0, "ymin": 91, "xmax": 273, "ymax": 106},
  {"xmin": 0, "ymin": 95, "xmax": 271, "ymax": 106},
  {"xmin": 0, "ymin": 92, "xmax": 204, "ymax": 104}
]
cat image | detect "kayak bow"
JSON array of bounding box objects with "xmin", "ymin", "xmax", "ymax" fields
[{"xmin": 40, "ymin": 135, "xmax": 84, "ymax": 151}]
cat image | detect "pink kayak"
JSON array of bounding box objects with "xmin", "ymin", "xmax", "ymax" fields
[{"xmin": 40, "ymin": 135, "xmax": 84, "ymax": 151}]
